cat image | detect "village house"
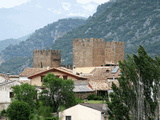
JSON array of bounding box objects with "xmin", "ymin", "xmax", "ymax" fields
[
  {"xmin": 19, "ymin": 67, "xmax": 94, "ymax": 98},
  {"xmin": 17, "ymin": 38, "xmax": 124, "ymax": 98},
  {"xmin": 0, "ymin": 77, "xmax": 21, "ymax": 111},
  {"xmin": 59, "ymin": 103, "xmax": 108, "ymax": 120}
]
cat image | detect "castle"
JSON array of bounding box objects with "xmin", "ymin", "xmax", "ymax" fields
[
  {"xmin": 33, "ymin": 38, "xmax": 124, "ymax": 68},
  {"xmin": 33, "ymin": 50, "xmax": 61, "ymax": 68},
  {"xmin": 73, "ymin": 38, "xmax": 124, "ymax": 67}
]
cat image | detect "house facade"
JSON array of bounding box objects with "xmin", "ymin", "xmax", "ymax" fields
[
  {"xmin": 59, "ymin": 103, "xmax": 107, "ymax": 120},
  {"xmin": 0, "ymin": 80, "xmax": 21, "ymax": 110},
  {"xmin": 20, "ymin": 67, "xmax": 87, "ymax": 86}
]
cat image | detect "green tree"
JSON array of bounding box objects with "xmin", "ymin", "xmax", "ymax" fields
[
  {"xmin": 6, "ymin": 101, "xmax": 31, "ymax": 120},
  {"xmin": 107, "ymin": 46, "xmax": 160, "ymax": 120},
  {"xmin": 12, "ymin": 83, "xmax": 37, "ymax": 109},
  {"xmin": 41, "ymin": 73, "xmax": 76, "ymax": 112}
]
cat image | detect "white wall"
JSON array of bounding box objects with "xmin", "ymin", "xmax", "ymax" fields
[
  {"xmin": 0, "ymin": 90, "xmax": 12, "ymax": 103},
  {"xmin": 0, "ymin": 81, "xmax": 21, "ymax": 110},
  {"xmin": 19, "ymin": 77, "xmax": 30, "ymax": 81},
  {"xmin": 59, "ymin": 104, "xmax": 105, "ymax": 120}
]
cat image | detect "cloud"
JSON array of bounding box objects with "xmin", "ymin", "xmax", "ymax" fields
[
  {"xmin": 0, "ymin": 0, "xmax": 28, "ymax": 8},
  {"xmin": 62, "ymin": 2, "xmax": 71, "ymax": 11},
  {"xmin": 77, "ymin": 0, "xmax": 110, "ymax": 4}
]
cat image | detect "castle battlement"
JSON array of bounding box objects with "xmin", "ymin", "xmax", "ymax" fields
[
  {"xmin": 106, "ymin": 41, "xmax": 124, "ymax": 45},
  {"xmin": 34, "ymin": 50, "xmax": 61, "ymax": 55},
  {"xmin": 33, "ymin": 49, "xmax": 61, "ymax": 68},
  {"xmin": 73, "ymin": 38, "xmax": 124, "ymax": 67},
  {"xmin": 73, "ymin": 38, "xmax": 105, "ymax": 43}
]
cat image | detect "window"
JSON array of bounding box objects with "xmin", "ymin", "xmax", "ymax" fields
[
  {"xmin": 63, "ymin": 76, "xmax": 68, "ymax": 80},
  {"xmin": 10, "ymin": 92, "xmax": 14, "ymax": 98},
  {"xmin": 66, "ymin": 116, "xmax": 71, "ymax": 120},
  {"xmin": 41, "ymin": 76, "xmax": 44, "ymax": 82}
]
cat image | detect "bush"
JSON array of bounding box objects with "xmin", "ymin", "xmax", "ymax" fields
[
  {"xmin": 0, "ymin": 109, "xmax": 6, "ymax": 116},
  {"xmin": 86, "ymin": 94, "xmax": 102, "ymax": 100},
  {"xmin": 7, "ymin": 101, "xmax": 31, "ymax": 120}
]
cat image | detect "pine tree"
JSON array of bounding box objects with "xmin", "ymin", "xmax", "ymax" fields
[{"xmin": 107, "ymin": 46, "xmax": 160, "ymax": 120}]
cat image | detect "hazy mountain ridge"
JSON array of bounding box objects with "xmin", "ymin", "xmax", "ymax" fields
[
  {"xmin": 1, "ymin": 0, "xmax": 160, "ymax": 74},
  {"xmin": 0, "ymin": 35, "xmax": 30, "ymax": 52},
  {"xmin": 0, "ymin": 0, "xmax": 98, "ymax": 40},
  {"xmin": 0, "ymin": 18, "xmax": 86, "ymax": 61}
]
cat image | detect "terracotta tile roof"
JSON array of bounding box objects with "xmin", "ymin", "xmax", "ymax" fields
[
  {"xmin": 90, "ymin": 67, "xmax": 112, "ymax": 80},
  {"xmin": 89, "ymin": 80, "xmax": 119, "ymax": 91},
  {"xmin": 27, "ymin": 67, "xmax": 87, "ymax": 80},
  {"xmin": 19, "ymin": 68, "xmax": 47, "ymax": 77},
  {"xmin": 89, "ymin": 80, "xmax": 110, "ymax": 90},
  {"xmin": 57, "ymin": 67, "xmax": 73, "ymax": 73},
  {"xmin": 81, "ymin": 67, "xmax": 112, "ymax": 81}
]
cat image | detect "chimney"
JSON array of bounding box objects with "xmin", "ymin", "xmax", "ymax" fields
[{"xmin": 73, "ymin": 65, "xmax": 76, "ymax": 74}]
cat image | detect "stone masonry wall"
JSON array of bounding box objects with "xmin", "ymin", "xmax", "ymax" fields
[
  {"xmin": 33, "ymin": 50, "xmax": 61, "ymax": 68},
  {"xmin": 73, "ymin": 38, "xmax": 124, "ymax": 67}
]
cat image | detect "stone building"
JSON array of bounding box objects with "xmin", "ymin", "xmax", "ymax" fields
[
  {"xmin": 73, "ymin": 38, "xmax": 124, "ymax": 67},
  {"xmin": 33, "ymin": 50, "xmax": 61, "ymax": 68}
]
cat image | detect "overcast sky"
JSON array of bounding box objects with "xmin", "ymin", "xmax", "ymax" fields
[{"xmin": 0, "ymin": 0, "xmax": 109, "ymax": 8}]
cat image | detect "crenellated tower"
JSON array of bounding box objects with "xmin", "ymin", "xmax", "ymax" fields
[
  {"xmin": 33, "ymin": 50, "xmax": 61, "ymax": 68},
  {"xmin": 105, "ymin": 41, "xmax": 124, "ymax": 64},
  {"xmin": 73, "ymin": 38, "xmax": 124, "ymax": 67}
]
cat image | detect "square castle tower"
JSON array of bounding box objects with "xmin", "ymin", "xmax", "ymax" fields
[
  {"xmin": 33, "ymin": 50, "xmax": 61, "ymax": 68},
  {"xmin": 73, "ymin": 38, "xmax": 124, "ymax": 67}
]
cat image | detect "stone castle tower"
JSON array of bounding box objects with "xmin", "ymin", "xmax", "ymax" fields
[
  {"xmin": 73, "ymin": 38, "xmax": 124, "ymax": 67},
  {"xmin": 33, "ymin": 50, "xmax": 61, "ymax": 68}
]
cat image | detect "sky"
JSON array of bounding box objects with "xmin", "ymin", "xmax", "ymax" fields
[{"xmin": 0, "ymin": 0, "xmax": 109, "ymax": 8}]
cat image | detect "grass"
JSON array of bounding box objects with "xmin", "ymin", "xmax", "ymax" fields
[{"xmin": 87, "ymin": 100, "xmax": 103, "ymax": 104}]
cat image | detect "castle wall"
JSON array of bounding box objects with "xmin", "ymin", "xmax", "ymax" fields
[
  {"xmin": 93, "ymin": 39, "xmax": 105, "ymax": 66},
  {"xmin": 105, "ymin": 41, "xmax": 124, "ymax": 64},
  {"xmin": 73, "ymin": 38, "xmax": 93, "ymax": 67},
  {"xmin": 73, "ymin": 38, "xmax": 124, "ymax": 67},
  {"xmin": 33, "ymin": 50, "xmax": 61, "ymax": 68}
]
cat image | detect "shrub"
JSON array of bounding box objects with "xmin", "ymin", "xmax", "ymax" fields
[
  {"xmin": 86, "ymin": 94, "xmax": 102, "ymax": 100},
  {"xmin": 7, "ymin": 101, "xmax": 31, "ymax": 120}
]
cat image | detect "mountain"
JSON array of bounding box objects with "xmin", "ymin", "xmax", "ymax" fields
[
  {"xmin": 0, "ymin": 18, "xmax": 85, "ymax": 74},
  {"xmin": 0, "ymin": 35, "xmax": 30, "ymax": 53},
  {"xmin": 1, "ymin": 18, "xmax": 86, "ymax": 61},
  {"xmin": 51, "ymin": 0, "xmax": 160, "ymax": 64},
  {"xmin": 0, "ymin": 0, "xmax": 99, "ymax": 40},
  {"xmin": 1, "ymin": 0, "xmax": 160, "ymax": 74}
]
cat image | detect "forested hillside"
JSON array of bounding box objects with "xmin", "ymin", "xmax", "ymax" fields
[
  {"xmin": 0, "ymin": 35, "xmax": 30, "ymax": 52},
  {"xmin": 0, "ymin": 18, "xmax": 85, "ymax": 74},
  {"xmin": 52, "ymin": 0, "xmax": 160, "ymax": 64},
  {"xmin": 1, "ymin": 18, "xmax": 86, "ymax": 61},
  {"xmin": 1, "ymin": 0, "xmax": 160, "ymax": 74}
]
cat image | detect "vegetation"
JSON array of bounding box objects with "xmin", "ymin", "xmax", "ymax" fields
[
  {"xmin": 86, "ymin": 93, "xmax": 102, "ymax": 100},
  {"xmin": 5, "ymin": 73, "xmax": 78, "ymax": 119},
  {"xmin": 12, "ymin": 83, "xmax": 37, "ymax": 109},
  {"xmin": 41, "ymin": 73, "xmax": 77, "ymax": 112},
  {"xmin": 87, "ymin": 100, "xmax": 103, "ymax": 104},
  {"xmin": 7, "ymin": 101, "xmax": 31, "ymax": 120},
  {"xmin": 107, "ymin": 46, "xmax": 160, "ymax": 120}
]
